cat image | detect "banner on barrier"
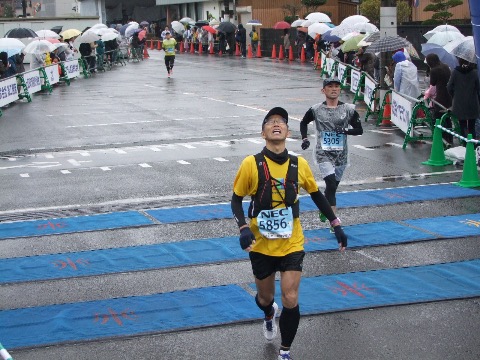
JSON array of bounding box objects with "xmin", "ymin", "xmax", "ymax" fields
[
  {"xmin": 337, "ymin": 63, "xmax": 347, "ymax": 85},
  {"xmin": 23, "ymin": 70, "xmax": 42, "ymax": 94},
  {"xmin": 44, "ymin": 64, "xmax": 60, "ymax": 85},
  {"xmin": 321, "ymin": 52, "xmax": 326, "ymax": 68},
  {"xmin": 64, "ymin": 60, "xmax": 80, "ymax": 79},
  {"xmin": 0, "ymin": 76, "xmax": 19, "ymax": 107},
  {"xmin": 326, "ymin": 58, "xmax": 336, "ymax": 76},
  {"xmin": 350, "ymin": 69, "xmax": 361, "ymax": 94},
  {"xmin": 364, "ymin": 76, "xmax": 376, "ymax": 112},
  {"xmin": 391, "ymin": 91, "xmax": 413, "ymax": 135}
]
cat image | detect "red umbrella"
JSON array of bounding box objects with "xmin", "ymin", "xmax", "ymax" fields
[
  {"xmin": 274, "ymin": 21, "xmax": 291, "ymax": 30},
  {"xmin": 45, "ymin": 38, "xmax": 60, "ymax": 43},
  {"xmin": 202, "ymin": 25, "xmax": 217, "ymax": 35}
]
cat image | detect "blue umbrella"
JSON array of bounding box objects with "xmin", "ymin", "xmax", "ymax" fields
[
  {"xmin": 322, "ymin": 29, "xmax": 341, "ymax": 42},
  {"xmin": 421, "ymin": 43, "xmax": 459, "ymax": 70}
]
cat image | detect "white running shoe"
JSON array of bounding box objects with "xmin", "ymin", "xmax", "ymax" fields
[
  {"xmin": 263, "ymin": 302, "xmax": 278, "ymax": 341},
  {"xmin": 278, "ymin": 350, "xmax": 292, "ymax": 359}
]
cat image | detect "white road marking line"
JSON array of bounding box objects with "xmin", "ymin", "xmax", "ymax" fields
[
  {"xmin": 387, "ymin": 142, "xmax": 404, "ymax": 148},
  {"xmin": 68, "ymin": 159, "xmax": 81, "ymax": 166},
  {"xmin": 353, "ymin": 145, "xmax": 375, "ymax": 151},
  {"xmin": 150, "ymin": 146, "xmax": 162, "ymax": 152},
  {"xmin": 213, "ymin": 157, "xmax": 229, "ymax": 162},
  {"xmin": 180, "ymin": 144, "xmax": 196, "ymax": 149},
  {"xmin": 114, "ymin": 149, "xmax": 127, "ymax": 154},
  {"xmin": 369, "ymin": 130, "xmax": 393, "ymax": 135},
  {"xmin": 356, "ymin": 250, "xmax": 385, "ymax": 264},
  {"xmin": 139, "ymin": 163, "xmax": 152, "ymax": 167},
  {"xmin": 177, "ymin": 160, "xmax": 190, "ymax": 165},
  {"xmin": 79, "ymin": 152, "xmax": 90, "ymax": 156},
  {"xmin": 45, "ymin": 154, "xmax": 54, "ymax": 159},
  {"xmin": 285, "ymin": 138, "xmax": 298, "ymax": 142},
  {"xmin": 247, "ymin": 139, "xmax": 263, "ymax": 144},
  {"xmin": 100, "ymin": 167, "xmax": 111, "ymax": 171},
  {"xmin": 60, "ymin": 170, "xmax": 71, "ymax": 174},
  {"xmin": 20, "ymin": 173, "xmax": 29, "ymax": 178}
]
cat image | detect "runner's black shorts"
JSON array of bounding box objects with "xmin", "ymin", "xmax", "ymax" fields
[{"xmin": 249, "ymin": 251, "xmax": 305, "ymax": 280}]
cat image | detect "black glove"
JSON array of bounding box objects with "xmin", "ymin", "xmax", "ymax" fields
[
  {"xmin": 333, "ymin": 226, "xmax": 348, "ymax": 249},
  {"xmin": 301, "ymin": 138, "xmax": 310, "ymax": 150},
  {"xmin": 239, "ymin": 227, "xmax": 255, "ymax": 250},
  {"xmin": 335, "ymin": 127, "xmax": 347, "ymax": 135}
]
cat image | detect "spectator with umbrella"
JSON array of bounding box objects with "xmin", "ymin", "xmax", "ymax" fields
[
  {"xmin": 392, "ymin": 51, "xmax": 420, "ymax": 99},
  {"xmin": 235, "ymin": 24, "xmax": 247, "ymax": 58}
]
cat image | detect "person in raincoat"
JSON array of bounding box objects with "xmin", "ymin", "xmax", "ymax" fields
[{"xmin": 392, "ymin": 51, "xmax": 420, "ymax": 99}]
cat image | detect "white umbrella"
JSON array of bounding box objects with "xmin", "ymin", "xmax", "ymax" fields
[
  {"xmin": 23, "ymin": 39, "xmax": 56, "ymax": 54},
  {"xmin": 125, "ymin": 23, "xmax": 140, "ymax": 38},
  {"xmin": 426, "ymin": 31, "xmax": 465, "ymax": 46},
  {"xmin": 35, "ymin": 29, "xmax": 60, "ymax": 39},
  {"xmin": 53, "ymin": 42, "xmax": 68, "ymax": 51},
  {"xmin": 0, "ymin": 38, "xmax": 25, "ymax": 57},
  {"xmin": 179, "ymin": 17, "xmax": 194, "ymax": 24},
  {"xmin": 353, "ymin": 22, "xmax": 378, "ymax": 34},
  {"xmin": 90, "ymin": 23, "xmax": 108, "ymax": 30},
  {"xmin": 290, "ymin": 19, "xmax": 305, "ymax": 27},
  {"xmin": 209, "ymin": 19, "xmax": 220, "ymax": 26},
  {"xmin": 306, "ymin": 12, "xmax": 331, "ymax": 23},
  {"xmin": 74, "ymin": 30, "xmax": 101, "ymax": 45},
  {"xmin": 341, "ymin": 15, "xmax": 369, "ymax": 27},
  {"xmin": 171, "ymin": 21, "xmax": 185, "ymax": 35},
  {"xmin": 100, "ymin": 30, "xmax": 120, "ymax": 42},
  {"xmin": 308, "ymin": 23, "xmax": 332, "ymax": 38},
  {"xmin": 301, "ymin": 19, "xmax": 315, "ymax": 28},
  {"xmin": 447, "ymin": 36, "xmax": 476, "ymax": 63}
]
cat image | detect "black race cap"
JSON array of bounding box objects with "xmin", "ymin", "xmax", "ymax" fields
[
  {"xmin": 263, "ymin": 107, "xmax": 288, "ymax": 125},
  {"xmin": 323, "ymin": 77, "xmax": 341, "ymax": 87},
  {"xmin": 165, "ymin": 31, "xmax": 171, "ymax": 35}
]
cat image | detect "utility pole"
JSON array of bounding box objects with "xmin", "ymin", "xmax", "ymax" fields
[
  {"xmin": 379, "ymin": 0, "xmax": 397, "ymax": 98},
  {"xmin": 468, "ymin": 0, "xmax": 480, "ymax": 79}
]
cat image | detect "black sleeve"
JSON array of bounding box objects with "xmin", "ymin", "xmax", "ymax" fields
[
  {"xmin": 300, "ymin": 108, "xmax": 315, "ymax": 139},
  {"xmin": 231, "ymin": 192, "xmax": 247, "ymax": 228},
  {"xmin": 309, "ymin": 191, "xmax": 336, "ymax": 222},
  {"xmin": 346, "ymin": 110, "xmax": 363, "ymax": 136}
]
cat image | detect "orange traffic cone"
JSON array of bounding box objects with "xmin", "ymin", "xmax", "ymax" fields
[
  {"xmin": 198, "ymin": 43, "xmax": 203, "ymax": 54},
  {"xmin": 289, "ymin": 46, "xmax": 294, "ymax": 61},
  {"xmin": 190, "ymin": 42, "xmax": 194, "ymax": 53},
  {"xmin": 247, "ymin": 44, "xmax": 253, "ymax": 58},
  {"xmin": 143, "ymin": 45, "xmax": 150, "ymax": 58},
  {"xmin": 278, "ymin": 45, "xmax": 284, "ymax": 60},
  {"xmin": 209, "ymin": 42, "xmax": 214, "ymax": 54},
  {"xmin": 150, "ymin": 40, "xmax": 154, "ymax": 50},
  {"xmin": 235, "ymin": 43, "xmax": 240, "ymax": 56},
  {"xmin": 300, "ymin": 46, "xmax": 306, "ymax": 63},
  {"xmin": 218, "ymin": 49, "xmax": 222, "ymax": 56},
  {"xmin": 157, "ymin": 40, "xmax": 161, "ymax": 50},
  {"xmin": 315, "ymin": 51, "xmax": 322, "ymax": 68},
  {"xmin": 180, "ymin": 41, "xmax": 184, "ymax": 52},
  {"xmin": 271, "ymin": 44, "xmax": 277, "ymax": 59},
  {"xmin": 381, "ymin": 93, "xmax": 392, "ymax": 126},
  {"xmin": 256, "ymin": 43, "xmax": 262, "ymax": 58}
]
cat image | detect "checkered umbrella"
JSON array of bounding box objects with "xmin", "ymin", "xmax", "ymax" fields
[{"xmin": 365, "ymin": 35, "xmax": 412, "ymax": 53}]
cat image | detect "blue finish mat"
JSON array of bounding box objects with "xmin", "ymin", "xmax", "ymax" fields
[
  {"xmin": 0, "ymin": 211, "xmax": 153, "ymax": 240},
  {"xmin": 2, "ymin": 259, "xmax": 480, "ymax": 349},
  {"xmin": 1, "ymin": 214, "xmax": 479, "ymax": 284},
  {"xmin": 146, "ymin": 184, "xmax": 480, "ymax": 223}
]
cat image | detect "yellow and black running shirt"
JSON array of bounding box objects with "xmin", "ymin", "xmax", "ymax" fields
[{"xmin": 233, "ymin": 155, "xmax": 319, "ymax": 257}]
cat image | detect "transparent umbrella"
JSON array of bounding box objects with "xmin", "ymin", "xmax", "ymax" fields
[
  {"xmin": 353, "ymin": 22, "xmax": 378, "ymax": 34},
  {"xmin": 0, "ymin": 38, "xmax": 25, "ymax": 57},
  {"xmin": 330, "ymin": 25, "xmax": 356, "ymax": 38},
  {"xmin": 308, "ymin": 23, "xmax": 332, "ymax": 38},
  {"xmin": 179, "ymin": 17, "xmax": 194, "ymax": 25},
  {"xmin": 35, "ymin": 29, "xmax": 60, "ymax": 39},
  {"xmin": 340, "ymin": 15, "xmax": 369, "ymax": 27},
  {"xmin": 125, "ymin": 23, "xmax": 140, "ymax": 38},
  {"xmin": 23, "ymin": 39, "xmax": 56, "ymax": 54},
  {"xmin": 424, "ymin": 25, "xmax": 461, "ymax": 40},
  {"xmin": 426, "ymin": 31, "xmax": 465, "ymax": 47},
  {"xmin": 74, "ymin": 30, "xmax": 101, "ymax": 45},
  {"xmin": 171, "ymin": 21, "xmax": 185, "ymax": 35},
  {"xmin": 290, "ymin": 19, "xmax": 305, "ymax": 27},
  {"xmin": 448, "ymin": 36, "xmax": 476, "ymax": 63},
  {"xmin": 300, "ymin": 19, "xmax": 315, "ymax": 28}
]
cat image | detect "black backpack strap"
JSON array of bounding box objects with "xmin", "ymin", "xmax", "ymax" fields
[{"xmin": 285, "ymin": 155, "xmax": 300, "ymax": 217}]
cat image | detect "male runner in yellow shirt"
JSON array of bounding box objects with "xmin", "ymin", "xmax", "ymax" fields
[
  {"xmin": 161, "ymin": 31, "xmax": 177, "ymax": 77},
  {"xmin": 231, "ymin": 106, "xmax": 348, "ymax": 360}
]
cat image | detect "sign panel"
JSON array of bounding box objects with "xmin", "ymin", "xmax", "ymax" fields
[
  {"xmin": 44, "ymin": 65, "xmax": 60, "ymax": 85},
  {"xmin": 326, "ymin": 58, "xmax": 336, "ymax": 77},
  {"xmin": 391, "ymin": 91, "xmax": 413, "ymax": 135},
  {"xmin": 64, "ymin": 60, "xmax": 80, "ymax": 79},
  {"xmin": 337, "ymin": 63, "xmax": 347, "ymax": 85},
  {"xmin": 23, "ymin": 70, "xmax": 42, "ymax": 94},
  {"xmin": 363, "ymin": 76, "xmax": 377, "ymax": 112},
  {"xmin": 350, "ymin": 69, "xmax": 361, "ymax": 94},
  {"xmin": 0, "ymin": 77, "xmax": 19, "ymax": 107}
]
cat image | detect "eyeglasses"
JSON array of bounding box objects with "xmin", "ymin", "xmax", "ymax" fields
[{"xmin": 264, "ymin": 118, "xmax": 287, "ymax": 126}]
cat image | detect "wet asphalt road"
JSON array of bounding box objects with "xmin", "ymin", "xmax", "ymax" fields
[{"xmin": 0, "ymin": 49, "xmax": 479, "ymax": 360}]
